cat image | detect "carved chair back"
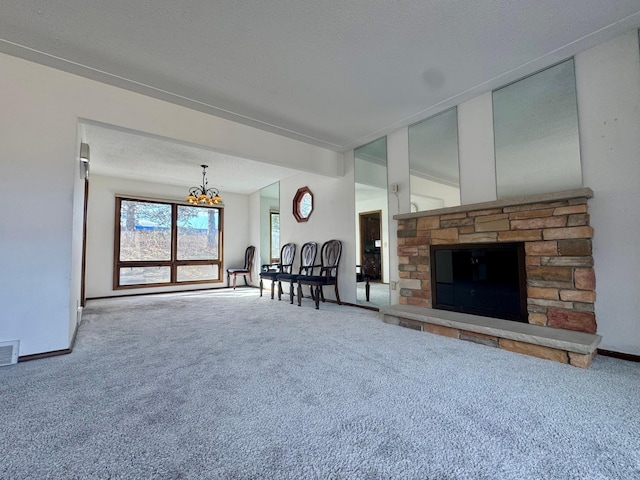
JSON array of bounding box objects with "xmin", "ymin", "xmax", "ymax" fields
[
  {"xmin": 319, "ymin": 239, "xmax": 342, "ymax": 279},
  {"xmin": 279, "ymin": 243, "xmax": 296, "ymax": 274},
  {"xmin": 244, "ymin": 246, "xmax": 256, "ymax": 270},
  {"xmin": 299, "ymin": 242, "xmax": 318, "ymax": 275}
]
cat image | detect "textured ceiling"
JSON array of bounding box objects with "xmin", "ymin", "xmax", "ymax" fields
[
  {"xmin": 4, "ymin": 2, "xmax": 640, "ymax": 195},
  {"xmin": 3, "ymin": 1, "xmax": 640, "ymax": 154},
  {"xmin": 81, "ymin": 123, "xmax": 300, "ymax": 194}
]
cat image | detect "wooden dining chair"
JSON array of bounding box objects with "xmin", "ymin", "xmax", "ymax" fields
[
  {"xmin": 259, "ymin": 243, "xmax": 296, "ymax": 299},
  {"xmin": 275, "ymin": 242, "xmax": 318, "ymax": 304},
  {"xmin": 226, "ymin": 246, "xmax": 256, "ymax": 289},
  {"xmin": 296, "ymin": 239, "xmax": 342, "ymax": 309}
]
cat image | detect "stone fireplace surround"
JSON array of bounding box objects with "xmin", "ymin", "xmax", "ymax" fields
[{"xmin": 380, "ymin": 188, "xmax": 601, "ymax": 368}]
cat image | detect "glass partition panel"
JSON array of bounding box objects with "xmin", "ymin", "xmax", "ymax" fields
[
  {"xmin": 260, "ymin": 182, "xmax": 280, "ymax": 269},
  {"xmin": 493, "ymin": 59, "xmax": 581, "ymax": 198},
  {"xmin": 408, "ymin": 108, "xmax": 460, "ymax": 212},
  {"xmin": 355, "ymin": 137, "xmax": 390, "ymax": 307}
]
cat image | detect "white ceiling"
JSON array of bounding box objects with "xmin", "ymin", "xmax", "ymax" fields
[
  {"xmin": 81, "ymin": 122, "xmax": 299, "ymax": 194},
  {"xmin": 3, "ymin": 1, "xmax": 640, "ymax": 192}
]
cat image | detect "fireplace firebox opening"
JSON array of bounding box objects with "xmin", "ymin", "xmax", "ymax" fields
[{"xmin": 430, "ymin": 242, "xmax": 527, "ymax": 322}]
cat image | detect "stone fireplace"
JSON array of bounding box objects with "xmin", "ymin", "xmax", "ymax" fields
[
  {"xmin": 431, "ymin": 242, "xmax": 527, "ymax": 322},
  {"xmin": 381, "ymin": 188, "xmax": 601, "ymax": 368}
]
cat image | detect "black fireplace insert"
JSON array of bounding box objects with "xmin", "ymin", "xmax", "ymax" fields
[{"xmin": 430, "ymin": 242, "xmax": 527, "ymax": 322}]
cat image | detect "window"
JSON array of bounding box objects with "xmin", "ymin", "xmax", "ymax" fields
[
  {"xmin": 270, "ymin": 211, "xmax": 280, "ymax": 263},
  {"xmin": 115, "ymin": 198, "xmax": 223, "ymax": 288},
  {"xmin": 408, "ymin": 107, "xmax": 461, "ymax": 211},
  {"xmin": 493, "ymin": 59, "xmax": 582, "ymax": 198}
]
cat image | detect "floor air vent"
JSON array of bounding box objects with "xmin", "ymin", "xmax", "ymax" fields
[{"xmin": 0, "ymin": 341, "xmax": 19, "ymax": 366}]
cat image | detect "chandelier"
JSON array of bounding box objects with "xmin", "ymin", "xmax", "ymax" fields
[{"xmin": 186, "ymin": 164, "xmax": 223, "ymax": 205}]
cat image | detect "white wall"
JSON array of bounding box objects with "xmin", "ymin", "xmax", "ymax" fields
[
  {"xmin": 86, "ymin": 175, "xmax": 250, "ymax": 297},
  {"xmin": 458, "ymin": 92, "xmax": 498, "ymax": 204},
  {"xmin": 279, "ymin": 163, "xmax": 356, "ymax": 305},
  {"xmin": 0, "ymin": 64, "xmax": 78, "ymax": 356},
  {"xmin": 0, "ymin": 52, "xmax": 342, "ymax": 356},
  {"xmin": 574, "ymin": 31, "xmax": 640, "ymax": 355},
  {"xmin": 387, "ymin": 127, "xmax": 411, "ymax": 304}
]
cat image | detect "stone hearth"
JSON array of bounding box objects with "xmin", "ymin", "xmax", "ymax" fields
[{"xmin": 388, "ymin": 188, "xmax": 601, "ymax": 367}]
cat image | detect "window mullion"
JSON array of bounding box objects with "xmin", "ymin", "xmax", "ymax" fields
[{"xmin": 170, "ymin": 204, "xmax": 178, "ymax": 283}]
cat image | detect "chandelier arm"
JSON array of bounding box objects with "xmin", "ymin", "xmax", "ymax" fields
[{"xmin": 186, "ymin": 164, "xmax": 222, "ymax": 205}]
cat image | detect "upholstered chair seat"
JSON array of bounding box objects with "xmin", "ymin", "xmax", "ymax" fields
[
  {"xmin": 275, "ymin": 241, "xmax": 317, "ymax": 303},
  {"xmin": 259, "ymin": 243, "xmax": 296, "ymax": 299},
  {"xmin": 296, "ymin": 239, "xmax": 342, "ymax": 309}
]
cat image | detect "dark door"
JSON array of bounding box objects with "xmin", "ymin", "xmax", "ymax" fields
[{"xmin": 359, "ymin": 210, "xmax": 382, "ymax": 280}]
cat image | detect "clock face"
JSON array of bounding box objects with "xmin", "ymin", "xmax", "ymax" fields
[{"xmin": 293, "ymin": 187, "xmax": 314, "ymax": 222}]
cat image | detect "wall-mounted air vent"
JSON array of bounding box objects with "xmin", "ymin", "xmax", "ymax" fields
[{"xmin": 0, "ymin": 341, "xmax": 19, "ymax": 366}]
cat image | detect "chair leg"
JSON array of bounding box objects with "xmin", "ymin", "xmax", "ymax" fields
[
  {"xmin": 270, "ymin": 280, "xmax": 275, "ymax": 299},
  {"xmin": 259, "ymin": 278, "xmax": 263, "ymax": 297},
  {"xmin": 315, "ymin": 285, "xmax": 321, "ymax": 309},
  {"xmin": 297, "ymin": 283, "xmax": 302, "ymax": 306},
  {"xmin": 289, "ymin": 282, "xmax": 294, "ymax": 304},
  {"xmin": 335, "ymin": 283, "xmax": 342, "ymax": 305},
  {"xmin": 278, "ymin": 281, "xmax": 283, "ymax": 301},
  {"xmin": 233, "ymin": 275, "xmax": 237, "ymax": 290},
  {"xmin": 227, "ymin": 272, "xmax": 230, "ymax": 287},
  {"xmin": 244, "ymin": 273, "xmax": 250, "ymax": 286}
]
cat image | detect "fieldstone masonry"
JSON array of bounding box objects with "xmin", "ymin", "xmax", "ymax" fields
[{"xmin": 396, "ymin": 188, "xmax": 596, "ymax": 334}]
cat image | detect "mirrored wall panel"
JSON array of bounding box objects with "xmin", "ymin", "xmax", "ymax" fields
[
  {"xmin": 493, "ymin": 59, "xmax": 582, "ymax": 198},
  {"xmin": 408, "ymin": 107, "xmax": 461, "ymax": 212},
  {"xmin": 355, "ymin": 137, "xmax": 390, "ymax": 307},
  {"xmin": 260, "ymin": 182, "xmax": 280, "ymax": 268}
]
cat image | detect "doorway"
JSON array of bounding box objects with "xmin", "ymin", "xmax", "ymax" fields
[{"xmin": 359, "ymin": 210, "xmax": 382, "ymax": 281}]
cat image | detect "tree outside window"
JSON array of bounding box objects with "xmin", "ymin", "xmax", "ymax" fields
[{"xmin": 270, "ymin": 211, "xmax": 280, "ymax": 263}]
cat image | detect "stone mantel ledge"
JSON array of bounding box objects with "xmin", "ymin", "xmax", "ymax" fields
[
  {"xmin": 380, "ymin": 305, "xmax": 601, "ymax": 355},
  {"xmin": 394, "ymin": 187, "xmax": 594, "ymax": 220}
]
